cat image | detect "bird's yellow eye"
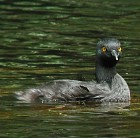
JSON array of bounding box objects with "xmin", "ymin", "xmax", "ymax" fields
[
  {"xmin": 102, "ymin": 47, "xmax": 107, "ymax": 52},
  {"xmin": 118, "ymin": 47, "xmax": 122, "ymax": 52}
]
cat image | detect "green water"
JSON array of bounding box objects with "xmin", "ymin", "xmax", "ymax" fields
[{"xmin": 0, "ymin": 0, "xmax": 140, "ymax": 137}]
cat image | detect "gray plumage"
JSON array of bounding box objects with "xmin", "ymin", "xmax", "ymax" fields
[{"xmin": 15, "ymin": 38, "xmax": 130, "ymax": 103}]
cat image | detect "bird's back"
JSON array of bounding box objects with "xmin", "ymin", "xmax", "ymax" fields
[{"xmin": 15, "ymin": 79, "xmax": 110, "ymax": 103}]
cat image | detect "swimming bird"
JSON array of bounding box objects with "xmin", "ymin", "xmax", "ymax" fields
[{"xmin": 15, "ymin": 38, "xmax": 130, "ymax": 103}]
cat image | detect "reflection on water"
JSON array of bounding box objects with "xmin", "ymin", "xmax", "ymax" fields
[
  {"xmin": 0, "ymin": 101, "xmax": 140, "ymax": 137},
  {"xmin": 0, "ymin": 0, "xmax": 140, "ymax": 137}
]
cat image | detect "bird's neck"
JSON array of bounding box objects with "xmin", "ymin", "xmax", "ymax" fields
[{"xmin": 95, "ymin": 62, "xmax": 117, "ymax": 88}]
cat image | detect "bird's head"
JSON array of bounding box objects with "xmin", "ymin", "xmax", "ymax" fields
[{"xmin": 96, "ymin": 38, "xmax": 122, "ymax": 68}]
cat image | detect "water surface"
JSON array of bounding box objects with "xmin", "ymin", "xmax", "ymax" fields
[{"xmin": 0, "ymin": 0, "xmax": 140, "ymax": 137}]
